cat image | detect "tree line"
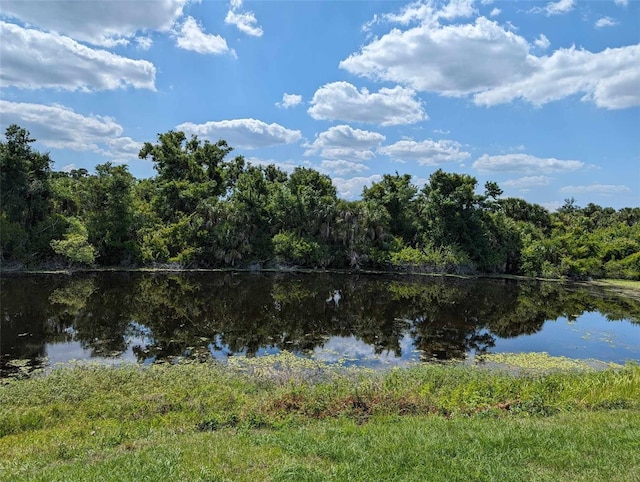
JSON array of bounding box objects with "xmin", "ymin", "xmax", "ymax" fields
[{"xmin": 1, "ymin": 125, "xmax": 638, "ymax": 279}]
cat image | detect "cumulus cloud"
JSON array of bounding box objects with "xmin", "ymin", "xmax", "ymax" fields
[
  {"xmin": 503, "ymin": 176, "xmax": 552, "ymax": 189},
  {"xmin": 175, "ymin": 17, "xmax": 234, "ymax": 56},
  {"xmin": 332, "ymin": 175, "xmax": 383, "ymax": 199},
  {"xmin": 534, "ymin": 34, "xmax": 550, "ymax": 50},
  {"xmin": 378, "ymin": 139, "xmax": 470, "ymax": 165},
  {"xmin": 276, "ymin": 93, "xmax": 303, "ymax": 109},
  {"xmin": 373, "ymin": 0, "xmax": 476, "ymax": 27},
  {"xmin": 308, "ymin": 81, "xmax": 426, "ymax": 126},
  {"xmin": 474, "ymin": 45, "xmax": 640, "ymax": 109},
  {"xmin": 0, "ymin": 100, "xmax": 142, "ymax": 161},
  {"xmin": 559, "ymin": 184, "xmax": 631, "ymax": 195},
  {"xmin": 102, "ymin": 136, "xmax": 145, "ymax": 163},
  {"xmin": 595, "ymin": 17, "xmax": 618, "ymax": 29},
  {"xmin": 341, "ymin": 11, "xmax": 640, "ymax": 110},
  {"xmin": 341, "ymin": 17, "xmax": 534, "ymax": 97},
  {"xmin": 489, "ymin": 8, "xmax": 501, "ymax": 17},
  {"xmin": 176, "ymin": 119, "xmax": 302, "ymax": 149},
  {"xmin": 320, "ymin": 160, "xmax": 370, "ymax": 176},
  {"xmin": 473, "ymin": 154, "xmax": 584, "ymax": 174},
  {"xmin": 304, "ymin": 125, "xmax": 385, "ymax": 160},
  {"xmin": 0, "ymin": 0, "xmax": 186, "ymax": 47},
  {"xmin": 225, "ymin": 0, "xmax": 263, "ymax": 37},
  {"xmin": 0, "ymin": 22, "xmax": 156, "ymax": 91}
]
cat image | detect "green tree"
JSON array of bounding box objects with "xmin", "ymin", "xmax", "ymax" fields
[
  {"xmin": 418, "ymin": 170, "xmax": 510, "ymax": 271},
  {"xmin": 0, "ymin": 125, "xmax": 56, "ymax": 262},
  {"xmin": 362, "ymin": 173, "xmax": 418, "ymax": 243},
  {"xmin": 137, "ymin": 131, "xmax": 246, "ymax": 264},
  {"xmin": 82, "ymin": 163, "xmax": 137, "ymax": 265},
  {"xmin": 138, "ymin": 131, "xmax": 240, "ymax": 223}
]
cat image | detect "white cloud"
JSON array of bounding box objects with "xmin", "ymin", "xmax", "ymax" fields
[
  {"xmin": 61, "ymin": 164, "xmax": 76, "ymax": 173},
  {"xmin": 175, "ymin": 17, "xmax": 234, "ymax": 56},
  {"xmin": 340, "ymin": 17, "xmax": 534, "ymax": 97},
  {"xmin": 136, "ymin": 36, "xmax": 153, "ymax": 50},
  {"xmin": 332, "ymin": 175, "xmax": 383, "ymax": 199},
  {"xmin": 474, "ymin": 45, "xmax": 640, "ymax": 109},
  {"xmin": 595, "ymin": 17, "xmax": 618, "ymax": 29},
  {"xmin": 102, "ymin": 136, "xmax": 145, "ymax": 163},
  {"xmin": 225, "ymin": 0, "xmax": 263, "ymax": 37},
  {"xmin": 503, "ymin": 176, "xmax": 552, "ymax": 189},
  {"xmin": 534, "ymin": 34, "xmax": 550, "ymax": 50},
  {"xmin": 176, "ymin": 119, "xmax": 302, "ymax": 149},
  {"xmin": 308, "ymin": 81, "xmax": 426, "ymax": 126},
  {"xmin": 439, "ymin": 0, "xmax": 477, "ymax": 21},
  {"xmin": 245, "ymin": 157, "xmax": 311, "ymax": 173},
  {"xmin": 378, "ymin": 139, "xmax": 470, "ymax": 165},
  {"xmin": 376, "ymin": 0, "xmax": 476, "ymax": 26},
  {"xmin": 380, "ymin": 1, "xmax": 437, "ymax": 25},
  {"xmin": 0, "ymin": 100, "xmax": 142, "ymax": 162},
  {"xmin": 614, "ymin": 0, "xmax": 629, "ymax": 6},
  {"xmin": 559, "ymin": 184, "xmax": 631, "ymax": 195},
  {"xmin": 489, "ymin": 8, "xmax": 501, "ymax": 17},
  {"xmin": 276, "ymin": 93, "xmax": 303, "ymax": 109},
  {"xmin": 473, "ymin": 154, "xmax": 584, "ymax": 174},
  {"xmin": 136, "ymin": 37, "xmax": 153, "ymax": 50},
  {"xmin": 531, "ymin": 0, "xmax": 575, "ymax": 16},
  {"xmin": 0, "ymin": 0, "xmax": 186, "ymax": 47},
  {"xmin": 0, "ymin": 21, "xmax": 156, "ymax": 91},
  {"xmin": 320, "ymin": 160, "xmax": 370, "ymax": 176},
  {"xmin": 304, "ymin": 125, "xmax": 385, "ymax": 160},
  {"xmin": 342, "ymin": 10, "xmax": 639, "ymax": 110}
]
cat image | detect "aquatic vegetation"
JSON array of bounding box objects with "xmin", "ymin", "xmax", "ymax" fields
[{"xmin": 475, "ymin": 352, "xmax": 623, "ymax": 372}]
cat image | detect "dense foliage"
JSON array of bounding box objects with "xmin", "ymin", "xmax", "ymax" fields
[{"xmin": 1, "ymin": 125, "xmax": 638, "ymax": 279}]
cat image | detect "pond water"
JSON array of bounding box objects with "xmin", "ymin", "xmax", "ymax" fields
[{"xmin": 1, "ymin": 272, "xmax": 639, "ymax": 377}]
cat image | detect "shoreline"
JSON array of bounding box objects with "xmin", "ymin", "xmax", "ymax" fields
[{"xmin": 3, "ymin": 265, "xmax": 638, "ymax": 296}]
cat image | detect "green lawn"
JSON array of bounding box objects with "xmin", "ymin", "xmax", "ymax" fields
[{"xmin": 1, "ymin": 358, "xmax": 639, "ymax": 481}]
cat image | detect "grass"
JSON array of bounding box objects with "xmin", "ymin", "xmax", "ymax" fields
[{"xmin": 1, "ymin": 355, "xmax": 639, "ymax": 481}]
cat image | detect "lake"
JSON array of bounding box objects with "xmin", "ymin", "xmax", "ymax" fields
[{"xmin": 1, "ymin": 272, "xmax": 639, "ymax": 378}]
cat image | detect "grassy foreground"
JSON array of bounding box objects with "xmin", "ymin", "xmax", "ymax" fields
[{"xmin": 1, "ymin": 355, "xmax": 639, "ymax": 481}]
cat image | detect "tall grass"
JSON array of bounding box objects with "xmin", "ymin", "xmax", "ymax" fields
[{"xmin": 1, "ymin": 357, "xmax": 639, "ymax": 480}]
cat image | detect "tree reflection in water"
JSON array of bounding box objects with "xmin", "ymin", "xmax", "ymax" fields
[{"xmin": 1, "ymin": 272, "xmax": 639, "ymax": 376}]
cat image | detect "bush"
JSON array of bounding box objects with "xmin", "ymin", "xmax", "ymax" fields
[
  {"xmin": 50, "ymin": 217, "xmax": 96, "ymax": 267},
  {"xmin": 605, "ymin": 252, "xmax": 640, "ymax": 280},
  {"xmin": 272, "ymin": 231, "xmax": 329, "ymax": 267},
  {"xmin": 389, "ymin": 244, "xmax": 473, "ymax": 273}
]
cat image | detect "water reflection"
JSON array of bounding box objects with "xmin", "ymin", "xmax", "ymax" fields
[{"xmin": 1, "ymin": 272, "xmax": 639, "ymax": 377}]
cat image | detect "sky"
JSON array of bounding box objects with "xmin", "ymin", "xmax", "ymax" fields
[{"xmin": 1, "ymin": 0, "xmax": 639, "ymax": 210}]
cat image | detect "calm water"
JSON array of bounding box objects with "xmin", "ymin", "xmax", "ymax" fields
[{"xmin": 1, "ymin": 272, "xmax": 639, "ymax": 377}]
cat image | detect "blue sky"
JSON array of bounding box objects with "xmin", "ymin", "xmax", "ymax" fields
[{"xmin": 1, "ymin": 0, "xmax": 638, "ymax": 210}]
